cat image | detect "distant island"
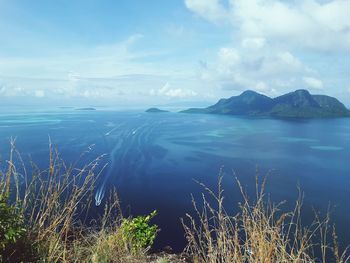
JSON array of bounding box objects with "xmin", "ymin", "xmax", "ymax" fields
[
  {"xmin": 75, "ymin": 107, "xmax": 97, "ymax": 111},
  {"xmin": 181, "ymin": 89, "xmax": 350, "ymax": 118},
  {"xmin": 58, "ymin": 106, "xmax": 74, "ymax": 109},
  {"xmin": 145, "ymin": 108, "xmax": 169, "ymax": 113}
]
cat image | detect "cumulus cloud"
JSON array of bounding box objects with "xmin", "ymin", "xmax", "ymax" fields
[
  {"xmin": 0, "ymin": 81, "xmax": 26, "ymax": 97},
  {"xmin": 186, "ymin": 0, "xmax": 350, "ymax": 52},
  {"xmin": 185, "ymin": 0, "xmax": 349, "ymax": 98},
  {"xmin": 255, "ymin": 81, "xmax": 268, "ymax": 92},
  {"xmin": 217, "ymin": 47, "xmax": 241, "ymax": 75},
  {"xmin": 303, "ymin": 77, "xmax": 324, "ymax": 90},
  {"xmin": 150, "ymin": 82, "xmax": 197, "ymax": 98},
  {"xmin": 241, "ymin": 37, "xmax": 266, "ymax": 50},
  {"xmin": 277, "ymin": 52, "xmax": 302, "ymax": 69},
  {"xmin": 34, "ymin": 90, "xmax": 45, "ymax": 98},
  {"xmin": 198, "ymin": 44, "xmax": 315, "ymax": 96}
]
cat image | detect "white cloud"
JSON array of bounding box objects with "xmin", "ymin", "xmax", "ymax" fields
[
  {"xmin": 217, "ymin": 47, "xmax": 240, "ymax": 74},
  {"xmin": 184, "ymin": 0, "xmax": 228, "ymax": 23},
  {"xmin": 0, "ymin": 81, "xmax": 26, "ymax": 97},
  {"xmin": 165, "ymin": 88, "xmax": 197, "ymax": 97},
  {"xmin": 255, "ymin": 81, "xmax": 268, "ymax": 92},
  {"xmin": 68, "ymin": 71, "xmax": 81, "ymax": 82},
  {"xmin": 185, "ymin": 1, "xmax": 345, "ymax": 97},
  {"xmin": 241, "ymin": 37, "xmax": 266, "ymax": 50},
  {"xmin": 186, "ymin": 0, "xmax": 350, "ymax": 51},
  {"xmin": 34, "ymin": 90, "xmax": 45, "ymax": 98},
  {"xmin": 150, "ymin": 82, "xmax": 197, "ymax": 98},
  {"xmin": 227, "ymin": 49, "xmax": 302, "ymax": 78},
  {"xmin": 197, "ymin": 44, "xmax": 320, "ymax": 97},
  {"xmin": 303, "ymin": 77, "xmax": 324, "ymax": 90},
  {"xmin": 277, "ymin": 52, "xmax": 302, "ymax": 69},
  {"xmin": 0, "ymin": 34, "xmax": 180, "ymax": 102},
  {"xmin": 306, "ymin": 0, "xmax": 350, "ymax": 32}
]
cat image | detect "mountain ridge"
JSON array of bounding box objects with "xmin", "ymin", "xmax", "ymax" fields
[{"xmin": 181, "ymin": 89, "xmax": 350, "ymax": 118}]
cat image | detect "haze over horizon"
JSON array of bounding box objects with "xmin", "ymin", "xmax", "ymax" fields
[{"xmin": 1, "ymin": 0, "xmax": 350, "ymax": 108}]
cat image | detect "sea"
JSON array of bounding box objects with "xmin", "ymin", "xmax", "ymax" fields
[{"xmin": 0, "ymin": 108, "xmax": 349, "ymax": 252}]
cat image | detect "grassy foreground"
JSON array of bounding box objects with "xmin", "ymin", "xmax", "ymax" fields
[{"xmin": 0, "ymin": 140, "xmax": 349, "ymax": 262}]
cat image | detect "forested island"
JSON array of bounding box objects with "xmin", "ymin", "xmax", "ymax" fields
[{"xmin": 181, "ymin": 89, "xmax": 350, "ymax": 118}]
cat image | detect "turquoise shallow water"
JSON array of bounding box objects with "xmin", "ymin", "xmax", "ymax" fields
[
  {"xmin": 0, "ymin": 110, "xmax": 349, "ymax": 251},
  {"xmin": 309, "ymin": 145, "xmax": 344, "ymax": 151}
]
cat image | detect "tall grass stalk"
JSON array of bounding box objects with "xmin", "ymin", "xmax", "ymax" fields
[
  {"xmin": 182, "ymin": 175, "xmax": 350, "ymax": 263},
  {"xmin": 0, "ymin": 139, "xmax": 150, "ymax": 262},
  {"xmin": 2, "ymin": 139, "xmax": 349, "ymax": 262}
]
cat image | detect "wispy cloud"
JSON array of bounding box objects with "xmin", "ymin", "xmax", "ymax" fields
[
  {"xmin": 185, "ymin": 0, "xmax": 229, "ymax": 24},
  {"xmin": 0, "ymin": 34, "xmax": 198, "ymax": 104},
  {"xmin": 0, "ymin": 0, "xmax": 349, "ymax": 106}
]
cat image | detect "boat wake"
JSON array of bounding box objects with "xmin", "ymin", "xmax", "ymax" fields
[{"xmin": 95, "ymin": 120, "xmax": 161, "ymax": 206}]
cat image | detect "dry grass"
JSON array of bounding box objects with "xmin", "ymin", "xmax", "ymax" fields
[
  {"xmin": 182, "ymin": 174, "xmax": 350, "ymax": 263},
  {"xmin": 2, "ymin": 138, "xmax": 350, "ymax": 263},
  {"xmin": 0, "ymin": 139, "xmax": 150, "ymax": 262}
]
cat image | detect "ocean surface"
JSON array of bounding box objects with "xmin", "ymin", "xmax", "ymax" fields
[{"xmin": 0, "ymin": 109, "xmax": 350, "ymax": 251}]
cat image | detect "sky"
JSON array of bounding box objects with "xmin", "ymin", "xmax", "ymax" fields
[{"xmin": 0, "ymin": 0, "xmax": 350, "ymax": 108}]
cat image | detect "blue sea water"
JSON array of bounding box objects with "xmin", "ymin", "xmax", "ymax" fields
[{"xmin": 0, "ymin": 109, "xmax": 350, "ymax": 251}]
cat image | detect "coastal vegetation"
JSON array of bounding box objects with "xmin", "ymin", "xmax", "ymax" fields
[{"xmin": 0, "ymin": 141, "xmax": 349, "ymax": 262}]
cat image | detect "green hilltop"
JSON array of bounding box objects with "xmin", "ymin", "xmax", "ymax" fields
[{"xmin": 181, "ymin": 89, "xmax": 350, "ymax": 118}]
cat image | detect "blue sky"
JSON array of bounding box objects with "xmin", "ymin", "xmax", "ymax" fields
[{"xmin": 1, "ymin": 0, "xmax": 350, "ymax": 107}]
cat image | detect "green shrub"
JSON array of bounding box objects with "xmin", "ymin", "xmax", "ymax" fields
[
  {"xmin": 120, "ymin": 210, "xmax": 159, "ymax": 254},
  {"xmin": 0, "ymin": 194, "xmax": 27, "ymax": 261}
]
